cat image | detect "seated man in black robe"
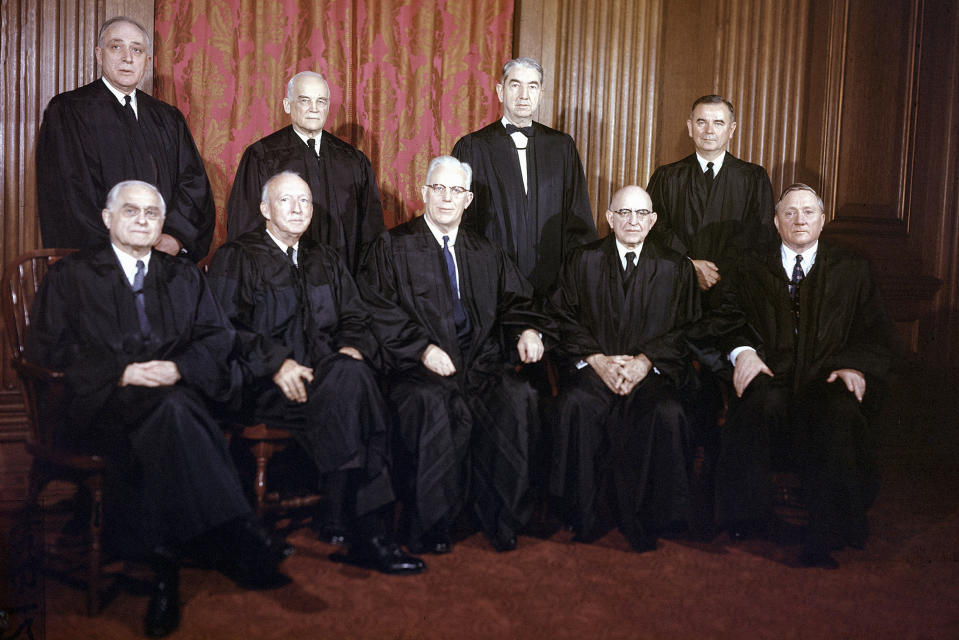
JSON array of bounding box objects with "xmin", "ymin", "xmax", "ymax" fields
[
  {"xmin": 36, "ymin": 16, "xmax": 214, "ymax": 260},
  {"xmin": 26, "ymin": 180, "xmax": 291, "ymax": 638},
  {"xmin": 207, "ymin": 171, "xmax": 424, "ymax": 575},
  {"xmin": 546, "ymin": 185, "xmax": 701, "ymax": 553},
  {"xmin": 357, "ymin": 156, "xmax": 550, "ymax": 554},
  {"xmin": 697, "ymin": 183, "xmax": 899, "ymax": 568},
  {"xmin": 226, "ymin": 70, "xmax": 384, "ymax": 272}
]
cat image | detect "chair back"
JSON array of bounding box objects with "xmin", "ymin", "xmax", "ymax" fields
[
  {"xmin": 2, "ymin": 249, "xmax": 77, "ymax": 449},
  {"xmin": 2, "ymin": 248, "xmax": 76, "ymax": 359}
]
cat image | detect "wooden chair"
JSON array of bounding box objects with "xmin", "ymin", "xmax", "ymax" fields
[
  {"xmin": 2, "ymin": 248, "xmax": 109, "ymax": 616},
  {"xmin": 226, "ymin": 422, "xmax": 323, "ymax": 518}
]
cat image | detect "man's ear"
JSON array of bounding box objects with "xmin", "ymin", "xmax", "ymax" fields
[{"xmin": 102, "ymin": 208, "xmax": 112, "ymax": 229}]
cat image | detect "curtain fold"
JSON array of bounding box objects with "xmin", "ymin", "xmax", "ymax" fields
[{"xmin": 154, "ymin": 0, "xmax": 513, "ymax": 252}]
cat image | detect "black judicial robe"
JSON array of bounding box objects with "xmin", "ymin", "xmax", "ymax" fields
[
  {"xmin": 25, "ymin": 246, "xmax": 249, "ymax": 554},
  {"xmin": 206, "ymin": 230, "xmax": 393, "ymax": 512},
  {"xmin": 36, "ymin": 80, "xmax": 215, "ymax": 260},
  {"xmin": 452, "ymin": 120, "xmax": 596, "ymax": 295},
  {"xmin": 357, "ymin": 216, "xmax": 551, "ymax": 541},
  {"xmin": 227, "ymin": 126, "xmax": 385, "ymax": 273},
  {"xmin": 646, "ymin": 152, "xmax": 776, "ymax": 276},
  {"xmin": 546, "ymin": 235, "xmax": 701, "ymax": 541},
  {"xmin": 698, "ymin": 241, "xmax": 898, "ymax": 544}
]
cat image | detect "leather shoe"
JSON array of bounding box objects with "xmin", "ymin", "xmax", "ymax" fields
[
  {"xmin": 314, "ymin": 523, "xmax": 350, "ymax": 547},
  {"xmin": 800, "ymin": 543, "xmax": 839, "ymax": 569},
  {"xmin": 339, "ymin": 535, "xmax": 427, "ymax": 575},
  {"xmin": 407, "ymin": 531, "xmax": 453, "ymax": 555},
  {"xmin": 222, "ymin": 517, "xmax": 294, "ymax": 589},
  {"xmin": 488, "ymin": 531, "xmax": 517, "ymax": 553},
  {"xmin": 144, "ymin": 577, "xmax": 180, "ymax": 638}
]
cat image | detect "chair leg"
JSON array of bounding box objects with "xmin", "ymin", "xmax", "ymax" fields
[
  {"xmin": 84, "ymin": 474, "xmax": 104, "ymax": 617},
  {"xmin": 251, "ymin": 442, "xmax": 274, "ymax": 517}
]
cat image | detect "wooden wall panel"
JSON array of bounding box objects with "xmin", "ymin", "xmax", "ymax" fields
[
  {"xmin": 0, "ymin": 0, "xmax": 154, "ymax": 505},
  {"xmin": 516, "ymin": 0, "xmax": 661, "ymax": 233}
]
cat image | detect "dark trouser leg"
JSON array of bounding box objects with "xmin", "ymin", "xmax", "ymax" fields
[{"xmin": 716, "ymin": 374, "xmax": 789, "ymax": 529}]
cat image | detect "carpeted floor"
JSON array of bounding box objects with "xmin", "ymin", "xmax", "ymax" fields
[{"xmin": 7, "ymin": 364, "xmax": 959, "ymax": 639}]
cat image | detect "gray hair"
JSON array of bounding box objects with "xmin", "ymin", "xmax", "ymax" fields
[
  {"xmin": 98, "ymin": 16, "xmax": 152, "ymax": 52},
  {"xmin": 425, "ymin": 156, "xmax": 472, "ymax": 189},
  {"xmin": 690, "ymin": 95, "xmax": 736, "ymax": 123},
  {"xmin": 502, "ymin": 57, "xmax": 544, "ymax": 85},
  {"xmin": 104, "ymin": 180, "xmax": 166, "ymax": 217},
  {"xmin": 286, "ymin": 71, "xmax": 329, "ymax": 100},
  {"xmin": 776, "ymin": 183, "xmax": 825, "ymax": 213},
  {"xmin": 261, "ymin": 170, "xmax": 307, "ymax": 203}
]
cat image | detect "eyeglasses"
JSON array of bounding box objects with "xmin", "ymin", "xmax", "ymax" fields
[
  {"xmin": 426, "ymin": 184, "xmax": 469, "ymax": 197},
  {"xmin": 611, "ymin": 208, "xmax": 654, "ymax": 220},
  {"xmin": 119, "ymin": 205, "xmax": 163, "ymax": 221}
]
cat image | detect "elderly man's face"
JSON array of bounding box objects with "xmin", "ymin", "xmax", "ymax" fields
[
  {"xmin": 102, "ymin": 183, "xmax": 164, "ymax": 257},
  {"xmin": 605, "ymin": 186, "xmax": 657, "ymax": 249},
  {"xmin": 687, "ymin": 102, "xmax": 737, "ymax": 160},
  {"xmin": 284, "ymin": 76, "xmax": 330, "ymax": 138},
  {"xmin": 95, "ymin": 20, "xmax": 150, "ymax": 94},
  {"xmin": 496, "ymin": 65, "xmax": 542, "ymax": 126},
  {"xmin": 260, "ymin": 174, "xmax": 314, "ymax": 245},
  {"xmin": 774, "ymin": 189, "xmax": 826, "ymax": 253},
  {"xmin": 421, "ymin": 164, "xmax": 473, "ymax": 234}
]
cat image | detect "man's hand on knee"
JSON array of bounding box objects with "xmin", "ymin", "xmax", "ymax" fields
[
  {"xmin": 272, "ymin": 358, "xmax": 314, "ymax": 403},
  {"xmin": 826, "ymin": 368, "xmax": 866, "ymax": 402},
  {"xmin": 733, "ymin": 350, "xmax": 774, "ymax": 398}
]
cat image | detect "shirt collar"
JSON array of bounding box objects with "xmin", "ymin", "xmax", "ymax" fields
[
  {"xmin": 112, "ymin": 244, "xmax": 151, "ymax": 286},
  {"xmin": 101, "ymin": 77, "xmax": 137, "ymax": 107},
  {"xmin": 614, "ymin": 238, "xmax": 644, "ymax": 266},
  {"xmin": 265, "ymin": 227, "xmax": 300, "ymax": 254},
  {"xmin": 696, "ymin": 151, "xmax": 726, "ymax": 174},
  {"xmin": 780, "ymin": 241, "xmax": 819, "ymax": 275},
  {"xmin": 423, "ymin": 215, "xmax": 459, "ymax": 247},
  {"xmin": 291, "ymin": 127, "xmax": 323, "ymax": 153}
]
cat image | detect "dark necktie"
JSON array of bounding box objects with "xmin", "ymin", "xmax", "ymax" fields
[
  {"xmin": 623, "ymin": 251, "xmax": 636, "ymax": 290},
  {"xmin": 286, "ymin": 245, "xmax": 297, "ymax": 266},
  {"xmin": 505, "ymin": 123, "xmax": 534, "ymax": 137},
  {"xmin": 133, "ymin": 259, "xmax": 151, "ymax": 337},
  {"xmin": 443, "ymin": 235, "xmax": 469, "ymax": 331},
  {"xmin": 307, "ymin": 138, "xmax": 317, "ymax": 155},
  {"xmin": 788, "ymin": 254, "xmax": 804, "ymax": 301},
  {"xmin": 705, "ymin": 161, "xmax": 715, "ymax": 190},
  {"xmin": 123, "ymin": 94, "xmax": 138, "ymax": 124}
]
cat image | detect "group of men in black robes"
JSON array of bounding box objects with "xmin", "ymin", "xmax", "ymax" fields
[{"xmin": 30, "ymin": 18, "xmax": 902, "ymax": 639}]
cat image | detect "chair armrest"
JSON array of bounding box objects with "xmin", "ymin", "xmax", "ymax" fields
[{"xmin": 11, "ymin": 358, "xmax": 65, "ymax": 382}]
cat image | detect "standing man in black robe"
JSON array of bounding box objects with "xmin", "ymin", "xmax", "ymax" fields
[
  {"xmin": 357, "ymin": 156, "xmax": 550, "ymax": 554},
  {"xmin": 451, "ymin": 57, "xmax": 595, "ymax": 297},
  {"xmin": 26, "ymin": 180, "xmax": 291, "ymax": 638},
  {"xmin": 546, "ymin": 185, "xmax": 700, "ymax": 553},
  {"xmin": 646, "ymin": 94, "xmax": 776, "ymax": 296},
  {"xmin": 207, "ymin": 171, "xmax": 424, "ymax": 575},
  {"xmin": 227, "ymin": 71, "xmax": 385, "ymax": 273},
  {"xmin": 702, "ymin": 183, "xmax": 898, "ymax": 568},
  {"xmin": 36, "ymin": 16, "xmax": 214, "ymax": 261}
]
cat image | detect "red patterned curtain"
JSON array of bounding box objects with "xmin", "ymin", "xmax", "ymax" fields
[{"xmin": 154, "ymin": 0, "xmax": 513, "ymax": 253}]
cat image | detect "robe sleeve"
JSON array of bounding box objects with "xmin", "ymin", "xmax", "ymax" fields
[
  {"xmin": 36, "ymin": 99, "xmax": 112, "ymax": 250},
  {"xmin": 547, "ymin": 249, "xmax": 607, "ymax": 364},
  {"xmin": 226, "ymin": 145, "xmax": 269, "ymax": 242},
  {"xmin": 154, "ymin": 108, "xmax": 215, "ymax": 259},
  {"xmin": 356, "ymin": 234, "xmax": 433, "ymax": 372},
  {"xmin": 494, "ymin": 247, "xmax": 557, "ymax": 349},
  {"xmin": 638, "ymin": 257, "xmax": 701, "ymax": 386},
  {"xmin": 561, "ymin": 142, "xmax": 597, "ymax": 254},
  {"xmin": 324, "ymin": 250, "xmax": 382, "ymax": 362},
  {"xmin": 206, "ymin": 244, "xmax": 293, "ymax": 382}
]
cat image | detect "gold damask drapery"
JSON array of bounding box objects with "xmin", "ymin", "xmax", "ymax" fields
[{"xmin": 153, "ymin": 0, "xmax": 513, "ymax": 254}]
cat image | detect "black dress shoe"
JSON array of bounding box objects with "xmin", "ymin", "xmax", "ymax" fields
[
  {"xmin": 221, "ymin": 517, "xmax": 295, "ymax": 589},
  {"xmin": 339, "ymin": 535, "xmax": 427, "ymax": 575},
  {"xmin": 407, "ymin": 531, "xmax": 453, "ymax": 555},
  {"xmin": 314, "ymin": 523, "xmax": 350, "ymax": 547},
  {"xmin": 488, "ymin": 531, "xmax": 517, "ymax": 553},
  {"xmin": 799, "ymin": 544, "xmax": 839, "ymax": 569},
  {"xmin": 144, "ymin": 577, "xmax": 180, "ymax": 638}
]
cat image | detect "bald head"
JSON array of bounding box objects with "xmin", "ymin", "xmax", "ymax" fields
[{"xmin": 606, "ymin": 185, "xmax": 657, "ymax": 249}]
